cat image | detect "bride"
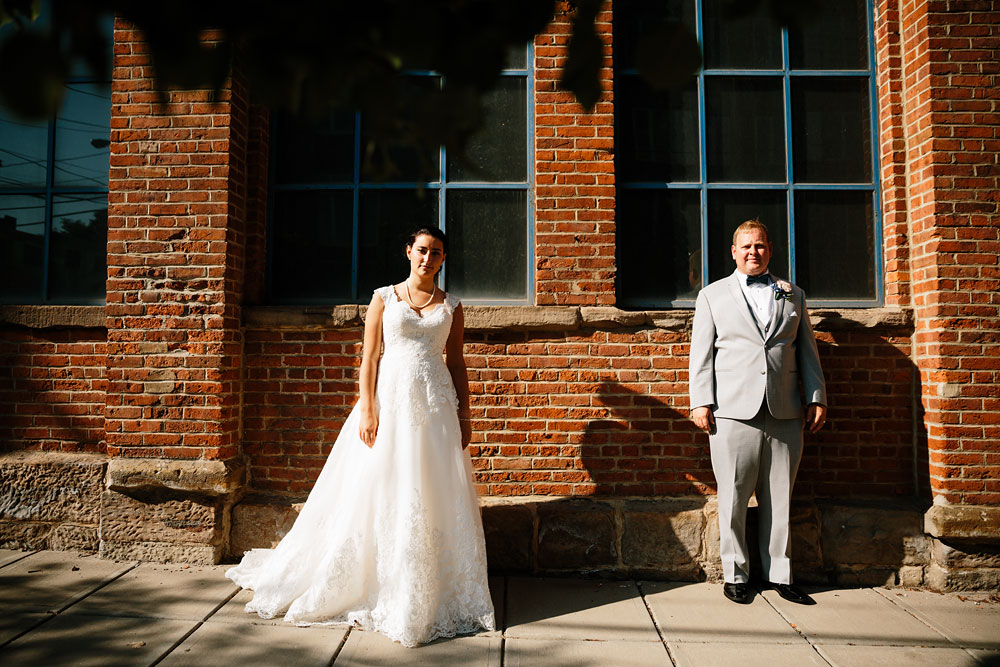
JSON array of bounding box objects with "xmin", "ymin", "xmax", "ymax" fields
[{"xmin": 226, "ymin": 227, "xmax": 496, "ymax": 647}]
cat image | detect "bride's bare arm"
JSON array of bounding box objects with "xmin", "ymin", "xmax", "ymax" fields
[
  {"xmin": 445, "ymin": 303, "xmax": 472, "ymax": 449},
  {"xmin": 358, "ymin": 292, "xmax": 384, "ymax": 447}
]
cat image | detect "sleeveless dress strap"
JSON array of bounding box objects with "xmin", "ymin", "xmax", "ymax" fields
[{"xmin": 444, "ymin": 291, "xmax": 461, "ymax": 312}]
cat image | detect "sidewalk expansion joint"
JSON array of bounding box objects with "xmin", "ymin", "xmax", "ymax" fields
[
  {"xmin": 148, "ymin": 586, "xmax": 240, "ymax": 667},
  {"xmin": 0, "ymin": 550, "xmax": 39, "ymax": 571},
  {"xmin": 873, "ymin": 587, "xmax": 961, "ymax": 649},
  {"xmin": 635, "ymin": 580, "xmax": 678, "ymax": 666},
  {"xmin": 327, "ymin": 625, "xmax": 352, "ymax": 666}
]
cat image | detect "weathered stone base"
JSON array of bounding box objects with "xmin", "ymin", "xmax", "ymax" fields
[
  {"xmin": 228, "ymin": 495, "xmax": 305, "ymax": 558},
  {"xmin": 226, "ymin": 493, "xmax": 987, "ymax": 589},
  {"xmin": 0, "ymin": 451, "xmax": 106, "ymax": 551},
  {"xmin": 924, "ymin": 504, "xmax": 1000, "ymax": 592},
  {"xmin": 99, "ymin": 457, "xmax": 247, "ymax": 564},
  {"xmin": 99, "ymin": 539, "xmax": 223, "ymax": 565}
]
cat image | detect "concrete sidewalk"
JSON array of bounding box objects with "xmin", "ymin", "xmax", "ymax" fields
[{"xmin": 1, "ymin": 549, "xmax": 998, "ymax": 666}]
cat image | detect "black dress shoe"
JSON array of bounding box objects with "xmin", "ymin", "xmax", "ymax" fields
[
  {"xmin": 769, "ymin": 582, "xmax": 815, "ymax": 605},
  {"xmin": 723, "ymin": 582, "xmax": 750, "ymax": 604}
]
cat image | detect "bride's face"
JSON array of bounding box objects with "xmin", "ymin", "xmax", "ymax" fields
[{"xmin": 406, "ymin": 234, "xmax": 446, "ymax": 279}]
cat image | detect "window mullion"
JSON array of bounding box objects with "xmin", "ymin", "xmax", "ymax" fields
[
  {"xmin": 438, "ymin": 75, "xmax": 447, "ymax": 290},
  {"xmin": 782, "ymin": 24, "xmax": 796, "ymax": 285},
  {"xmin": 696, "ymin": 0, "xmax": 709, "ymax": 290}
]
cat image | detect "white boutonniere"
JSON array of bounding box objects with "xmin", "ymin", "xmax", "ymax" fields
[{"xmin": 770, "ymin": 279, "xmax": 793, "ymax": 301}]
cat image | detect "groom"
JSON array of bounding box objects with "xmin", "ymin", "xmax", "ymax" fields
[{"xmin": 688, "ymin": 219, "xmax": 827, "ymax": 605}]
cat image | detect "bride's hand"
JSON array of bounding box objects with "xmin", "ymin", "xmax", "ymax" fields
[{"xmin": 360, "ymin": 409, "xmax": 378, "ymax": 448}]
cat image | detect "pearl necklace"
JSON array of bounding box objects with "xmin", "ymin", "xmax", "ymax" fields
[{"xmin": 405, "ymin": 281, "xmax": 436, "ymax": 309}]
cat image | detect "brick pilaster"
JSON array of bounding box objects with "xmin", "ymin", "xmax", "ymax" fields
[
  {"xmin": 102, "ymin": 20, "xmax": 248, "ymax": 562},
  {"xmin": 534, "ymin": 1, "xmax": 616, "ymax": 306},
  {"xmin": 899, "ymin": 0, "xmax": 1000, "ymax": 506}
]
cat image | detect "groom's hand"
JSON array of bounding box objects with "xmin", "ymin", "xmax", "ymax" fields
[
  {"xmin": 692, "ymin": 406, "xmax": 715, "ymax": 434},
  {"xmin": 805, "ymin": 403, "xmax": 827, "ymax": 433}
]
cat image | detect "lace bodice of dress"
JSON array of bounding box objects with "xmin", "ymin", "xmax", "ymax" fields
[{"xmin": 375, "ymin": 285, "xmax": 460, "ymax": 421}]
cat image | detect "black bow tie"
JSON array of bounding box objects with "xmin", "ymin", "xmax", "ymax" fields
[{"xmin": 746, "ymin": 273, "xmax": 771, "ymax": 286}]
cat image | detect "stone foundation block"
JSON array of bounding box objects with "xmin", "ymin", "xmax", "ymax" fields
[
  {"xmin": 621, "ymin": 498, "xmax": 705, "ymax": 580},
  {"xmin": 99, "ymin": 539, "xmax": 222, "ymax": 565},
  {"xmin": 100, "ymin": 489, "xmax": 226, "ymax": 545},
  {"xmin": 925, "ymin": 560, "xmax": 1000, "ymax": 593},
  {"xmin": 925, "ymin": 504, "xmax": 1000, "ymax": 543},
  {"xmin": 0, "ymin": 452, "xmax": 106, "ymax": 523},
  {"xmin": 229, "ymin": 496, "xmax": 304, "ymax": 558},
  {"xmin": 819, "ymin": 500, "xmax": 929, "ymax": 569},
  {"xmin": 537, "ymin": 499, "xmax": 617, "ymax": 571},
  {"xmin": 49, "ymin": 523, "xmax": 99, "ymax": 551},
  {"xmin": 932, "ymin": 539, "xmax": 1000, "ymax": 569},
  {"xmin": 0, "ymin": 452, "xmax": 104, "ymax": 552},
  {"xmin": 0, "ymin": 520, "xmax": 52, "ymax": 550},
  {"xmin": 481, "ymin": 500, "xmax": 534, "ymax": 573},
  {"xmin": 99, "ymin": 457, "xmax": 247, "ymax": 564}
]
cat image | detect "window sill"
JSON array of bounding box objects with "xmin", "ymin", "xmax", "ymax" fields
[
  {"xmin": 0, "ymin": 305, "xmax": 105, "ymax": 329},
  {"xmin": 244, "ymin": 305, "xmax": 914, "ymax": 333},
  {"xmin": 1, "ymin": 304, "xmax": 912, "ymax": 333}
]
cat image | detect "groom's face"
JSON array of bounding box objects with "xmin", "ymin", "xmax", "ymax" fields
[{"xmin": 731, "ymin": 230, "xmax": 772, "ymax": 276}]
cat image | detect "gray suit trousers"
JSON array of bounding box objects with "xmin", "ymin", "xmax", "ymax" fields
[{"xmin": 710, "ymin": 401, "xmax": 803, "ymax": 584}]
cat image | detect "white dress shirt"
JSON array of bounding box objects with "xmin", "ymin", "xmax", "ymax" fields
[{"xmin": 735, "ymin": 269, "xmax": 773, "ymax": 332}]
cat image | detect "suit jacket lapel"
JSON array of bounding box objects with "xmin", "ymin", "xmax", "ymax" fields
[{"xmin": 727, "ymin": 274, "xmax": 763, "ymax": 338}]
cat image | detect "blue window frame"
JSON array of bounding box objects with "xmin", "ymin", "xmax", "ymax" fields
[
  {"xmin": 0, "ymin": 9, "xmax": 112, "ymax": 305},
  {"xmin": 267, "ymin": 47, "xmax": 533, "ymax": 305},
  {"xmin": 615, "ymin": 0, "xmax": 881, "ymax": 307}
]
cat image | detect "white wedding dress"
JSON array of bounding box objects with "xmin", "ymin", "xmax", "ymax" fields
[{"xmin": 226, "ymin": 286, "xmax": 495, "ymax": 647}]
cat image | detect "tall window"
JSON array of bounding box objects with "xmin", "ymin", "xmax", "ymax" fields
[
  {"xmin": 0, "ymin": 12, "xmax": 112, "ymax": 305},
  {"xmin": 615, "ymin": 0, "xmax": 880, "ymax": 307},
  {"xmin": 267, "ymin": 48, "xmax": 532, "ymax": 304}
]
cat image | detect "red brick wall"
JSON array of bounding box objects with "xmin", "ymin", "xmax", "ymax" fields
[
  {"xmin": 0, "ymin": 329, "xmax": 106, "ymax": 453},
  {"xmin": 105, "ymin": 20, "xmax": 246, "ymax": 462},
  {"xmin": 899, "ymin": 0, "xmax": 1000, "ymax": 505},
  {"xmin": 534, "ymin": 2, "xmax": 616, "ymax": 306},
  {"xmin": 241, "ymin": 322, "xmax": 916, "ymax": 500},
  {"xmin": 242, "ymin": 329, "xmax": 362, "ymax": 494}
]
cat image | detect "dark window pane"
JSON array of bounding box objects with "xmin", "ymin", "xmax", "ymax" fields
[
  {"xmin": 789, "ymin": 0, "xmax": 868, "ymax": 70},
  {"xmin": 0, "ymin": 110, "xmax": 48, "ymax": 188},
  {"xmin": 274, "ymin": 109, "xmax": 355, "ymax": 184},
  {"xmin": 795, "ymin": 190, "xmax": 875, "ymax": 299},
  {"xmin": 360, "ymin": 77, "xmax": 441, "ymax": 183},
  {"xmin": 703, "ymin": 0, "xmax": 782, "ymax": 69},
  {"xmin": 54, "ymin": 84, "xmax": 111, "ymax": 188},
  {"xmin": 270, "ymin": 190, "xmax": 354, "ymax": 301},
  {"xmin": 613, "ymin": 0, "xmax": 696, "ymax": 71},
  {"xmin": 618, "ymin": 188, "xmax": 701, "ymax": 304},
  {"xmin": 49, "ymin": 194, "xmax": 107, "ymax": 302},
  {"xmin": 506, "ymin": 44, "xmax": 527, "ymax": 69},
  {"xmin": 706, "ymin": 77, "xmax": 785, "ymax": 182},
  {"xmin": 616, "ymin": 77, "xmax": 699, "ymax": 182},
  {"xmin": 359, "ymin": 189, "xmax": 439, "ymax": 296},
  {"xmin": 707, "ymin": 189, "xmax": 788, "ymax": 284},
  {"xmin": 445, "ymin": 189, "xmax": 527, "ymax": 299},
  {"xmin": 791, "ymin": 77, "xmax": 871, "ymax": 184},
  {"xmin": 0, "ymin": 194, "xmax": 45, "ymax": 303},
  {"xmin": 448, "ymin": 77, "xmax": 527, "ymax": 182}
]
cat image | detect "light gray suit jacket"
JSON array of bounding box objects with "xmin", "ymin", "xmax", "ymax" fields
[{"xmin": 689, "ymin": 273, "xmax": 826, "ymax": 420}]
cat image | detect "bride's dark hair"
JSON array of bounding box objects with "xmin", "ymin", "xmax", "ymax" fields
[{"xmin": 405, "ymin": 227, "xmax": 448, "ymax": 255}]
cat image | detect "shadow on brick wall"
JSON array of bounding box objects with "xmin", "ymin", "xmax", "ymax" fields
[{"xmin": 577, "ymin": 380, "xmax": 714, "ymax": 497}]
